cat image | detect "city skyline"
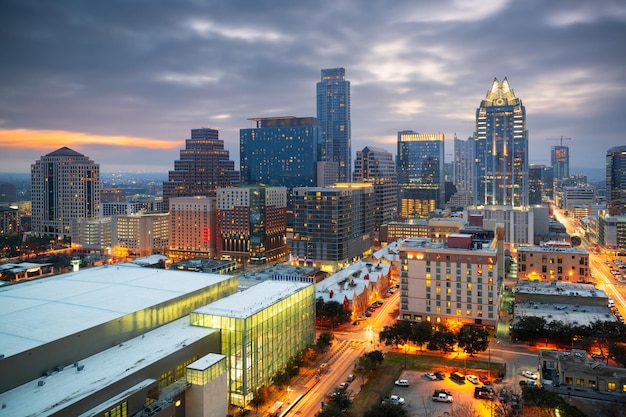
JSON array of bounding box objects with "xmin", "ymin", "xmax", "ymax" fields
[{"xmin": 1, "ymin": 1, "xmax": 625, "ymax": 175}]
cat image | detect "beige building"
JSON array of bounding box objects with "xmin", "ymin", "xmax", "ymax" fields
[
  {"xmin": 517, "ymin": 244, "xmax": 590, "ymax": 282},
  {"xmin": 539, "ymin": 349, "xmax": 626, "ymax": 401},
  {"xmin": 114, "ymin": 212, "xmax": 169, "ymax": 257},
  {"xmin": 168, "ymin": 196, "xmax": 217, "ymax": 261},
  {"xmin": 379, "ymin": 217, "xmax": 465, "ymax": 245},
  {"xmin": 398, "ymin": 216, "xmax": 505, "ymax": 329}
]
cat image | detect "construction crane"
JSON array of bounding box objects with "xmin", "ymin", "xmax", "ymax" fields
[{"xmin": 546, "ymin": 136, "xmax": 572, "ymax": 146}]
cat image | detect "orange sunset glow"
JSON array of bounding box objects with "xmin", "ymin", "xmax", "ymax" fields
[{"xmin": 0, "ymin": 129, "xmax": 180, "ymax": 150}]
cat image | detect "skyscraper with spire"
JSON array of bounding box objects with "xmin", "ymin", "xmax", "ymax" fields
[
  {"xmin": 317, "ymin": 68, "xmax": 352, "ymax": 183},
  {"xmin": 473, "ymin": 77, "xmax": 529, "ymax": 207}
]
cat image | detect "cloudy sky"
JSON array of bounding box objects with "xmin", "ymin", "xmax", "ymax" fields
[{"xmin": 1, "ymin": 0, "xmax": 625, "ymax": 178}]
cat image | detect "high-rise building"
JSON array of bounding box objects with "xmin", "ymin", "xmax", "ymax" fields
[
  {"xmin": 529, "ymin": 165, "xmax": 554, "ymax": 205},
  {"xmin": 31, "ymin": 147, "xmax": 100, "ymax": 238},
  {"xmin": 606, "ymin": 145, "xmax": 626, "ymax": 215},
  {"xmin": 216, "ymin": 186, "xmax": 288, "ymax": 265},
  {"xmin": 453, "ymin": 135, "xmax": 475, "ymax": 193},
  {"xmin": 396, "ymin": 131, "xmax": 445, "ymax": 217},
  {"xmin": 551, "ymin": 145, "xmax": 570, "ymax": 181},
  {"xmin": 240, "ymin": 116, "xmax": 319, "ymax": 188},
  {"xmin": 0, "ymin": 182, "xmax": 18, "ymax": 206},
  {"xmin": 163, "ymin": 128, "xmax": 239, "ymax": 212},
  {"xmin": 317, "ymin": 68, "xmax": 351, "ymax": 183},
  {"xmin": 291, "ymin": 184, "xmax": 374, "ymax": 270},
  {"xmin": 474, "ymin": 77, "xmax": 529, "ymax": 207},
  {"xmin": 168, "ymin": 196, "xmax": 217, "ymax": 261},
  {"xmin": 353, "ymin": 146, "xmax": 398, "ymax": 230}
]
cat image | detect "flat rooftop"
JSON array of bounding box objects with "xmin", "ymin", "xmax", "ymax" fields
[
  {"xmin": 0, "ymin": 316, "xmax": 216, "ymax": 417},
  {"xmin": 514, "ymin": 300, "xmax": 615, "ymax": 327},
  {"xmin": 193, "ymin": 280, "xmax": 311, "ymax": 319},
  {"xmin": 0, "ymin": 265, "xmax": 233, "ymax": 358},
  {"xmin": 515, "ymin": 280, "xmax": 606, "ymax": 299}
]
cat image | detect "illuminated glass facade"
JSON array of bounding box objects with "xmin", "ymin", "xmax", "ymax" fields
[
  {"xmin": 189, "ymin": 281, "xmax": 315, "ymax": 407},
  {"xmin": 474, "ymin": 77, "xmax": 529, "ymax": 207},
  {"xmin": 317, "ymin": 68, "xmax": 352, "ymax": 183},
  {"xmin": 551, "ymin": 145, "xmax": 570, "ymax": 181},
  {"xmin": 397, "ymin": 131, "xmax": 445, "ymax": 215}
]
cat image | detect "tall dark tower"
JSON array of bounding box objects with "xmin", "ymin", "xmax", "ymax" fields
[
  {"xmin": 317, "ymin": 68, "xmax": 352, "ymax": 183},
  {"xmin": 473, "ymin": 77, "xmax": 529, "ymax": 207},
  {"xmin": 163, "ymin": 128, "xmax": 239, "ymax": 212},
  {"xmin": 607, "ymin": 145, "xmax": 626, "ymax": 214}
]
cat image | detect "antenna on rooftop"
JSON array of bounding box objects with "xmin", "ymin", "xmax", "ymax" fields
[{"xmin": 546, "ymin": 136, "xmax": 572, "ymax": 146}]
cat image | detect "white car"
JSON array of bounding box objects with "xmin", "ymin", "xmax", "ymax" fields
[
  {"xmin": 389, "ymin": 395, "xmax": 405, "ymax": 405},
  {"xmin": 394, "ymin": 379, "xmax": 410, "ymax": 386},
  {"xmin": 424, "ymin": 372, "xmax": 437, "ymax": 381},
  {"xmin": 521, "ymin": 370, "xmax": 538, "ymax": 380},
  {"xmin": 466, "ymin": 374, "xmax": 479, "ymax": 384}
]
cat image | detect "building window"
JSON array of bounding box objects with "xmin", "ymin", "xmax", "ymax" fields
[
  {"xmin": 576, "ymin": 378, "xmax": 584, "ymax": 386},
  {"xmin": 607, "ymin": 382, "xmax": 616, "ymax": 391}
]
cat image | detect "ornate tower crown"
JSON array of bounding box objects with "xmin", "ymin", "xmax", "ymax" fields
[{"xmin": 484, "ymin": 77, "xmax": 517, "ymax": 105}]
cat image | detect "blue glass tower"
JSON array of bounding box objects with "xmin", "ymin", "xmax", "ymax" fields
[
  {"xmin": 240, "ymin": 117, "xmax": 319, "ymax": 188},
  {"xmin": 396, "ymin": 131, "xmax": 445, "ymax": 217},
  {"xmin": 317, "ymin": 68, "xmax": 352, "ymax": 183},
  {"xmin": 474, "ymin": 77, "xmax": 529, "ymax": 207}
]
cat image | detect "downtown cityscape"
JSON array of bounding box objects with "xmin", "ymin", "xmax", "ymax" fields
[
  {"xmin": 1, "ymin": 67, "xmax": 625, "ymax": 417},
  {"xmin": 2, "ymin": 2, "xmax": 626, "ymax": 417}
]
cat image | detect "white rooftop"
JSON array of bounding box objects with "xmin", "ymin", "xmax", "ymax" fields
[
  {"xmin": 193, "ymin": 280, "xmax": 311, "ymax": 319},
  {"xmin": 0, "ymin": 317, "xmax": 216, "ymax": 417},
  {"xmin": 0, "ymin": 265, "xmax": 232, "ymax": 358}
]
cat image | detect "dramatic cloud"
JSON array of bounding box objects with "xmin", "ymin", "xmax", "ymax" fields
[{"xmin": 0, "ymin": 0, "xmax": 625, "ymax": 178}]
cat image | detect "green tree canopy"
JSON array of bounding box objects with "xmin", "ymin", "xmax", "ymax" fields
[{"xmin": 457, "ymin": 325, "xmax": 489, "ymax": 356}]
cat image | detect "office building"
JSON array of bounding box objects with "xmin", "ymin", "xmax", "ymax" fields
[
  {"xmin": 101, "ymin": 199, "xmax": 162, "ymax": 217},
  {"xmin": 168, "ymin": 196, "xmax": 217, "ymax": 261},
  {"xmin": 473, "ymin": 77, "xmax": 529, "ymax": 207},
  {"xmin": 563, "ymin": 186, "xmax": 596, "ymax": 216},
  {"xmin": 163, "ymin": 128, "xmax": 239, "ymax": 212},
  {"xmin": 31, "ymin": 147, "xmax": 100, "ymax": 239},
  {"xmin": 0, "ymin": 207, "xmax": 20, "ymax": 236},
  {"xmin": 113, "ymin": 212, "xmax": 170, "ymax": 257},
  {"xmin": 379, "ymin": 218, "xmax": 465, "ymax": 246},
  {"xmin": 453, "ymin": 135, "xmax": 474, "ymax": 193},
  {"xmin": 398, "ymin": 216, "xmax": 504, "ymax": 328},
  {"xmin": 597, "ymin": 215, "xmax": 626, "ymax": 251},
  {"xmin": 551, "ymin": 145, "xmax": 570, "ymax": 181},
  {"xmin": 353, "ymin": 146, "xmax": 398, "ymax": 230},
  {"xmin": 240, "ymin": 116, "xmax": 319, "ymax": 188},
  {"xmin": 517, "ymin": 245, "xmax": 590, "ymax": 282},
  {"xmin": 0, "ymin": 182, "xmax": 18, "ymax": 206},
  {"xmin": 291, "ymin": 184, "xmax": 375, "ymax": 271},
  {"xmin": 397, "ymin": 131, "xmax": 445, "ymax": 217},
  {"xmin": 529, "ymin": 164, "xmax": 554, "ymax": 205},
  {"xmin": 465, "ymin": 206, "xmax": 534, "ymax": 244},
  {"xmin": 216, "ymin": 186, "xmax": 288, "ymax": 265},
  {"xmin": 317, "ymin": 68, "xmax": 352, "ymax": 183},
  {"xmin": 606, "ymin": 145, "xmax": 626, "ymax": 214}
]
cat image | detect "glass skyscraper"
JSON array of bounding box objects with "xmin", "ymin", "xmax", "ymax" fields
[
  {"xmin": 240, "ymin": 117, "xmax": 319, "ymax": 188},
  {"xmin": 551, "ymin": 144, "xmax": 570, "ymax": 181},
  {"xmin": 606, "ymin": 145, "xmax": 626, "ymax": 213},
  {"xmin": 473, "ymin": 77, "xmax": 529, "ymax": 207},
  {"xmin": 317, "ymin": 68, "xmax": 352, "ymax": 183},
  {"xmin": 396, "ymin": 131, "xmax": 445, "ymax": 217}
]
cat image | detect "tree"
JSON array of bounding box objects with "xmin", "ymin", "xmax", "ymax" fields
[
  {"xmin": 363, "ymin": 401, "xmax": 408, "ymax": 417},
  {"xmin": 379, "ymin": 320, "xmax": 412, "ymax": 347},
  {"xmin": 316, "ymin": 297, "xmax": 351, "ymax": 330},
  {"xmin": 410, "ymin": 321, "xmax": 433, "ymax": 351},
  {"xmin": 248, "ymin": 385, "xmax": 269, "ymax": 414},
  {"xmin": 317, "ymin": 388, "xmax": 352, "ymax": 417},
  {"xmin": 353, "ymin": 353, "xmax": 377, "ymax": 385},
  {"xmin": 427, "ymin": 329, "xmax": 456, "ymax": 354},
  {"xmin": 315, "ymin": 331, "xmax": 333, "ymax": 352},
  {"xmin": 366, "ymin": 350, "xmax": 385, "ymax": 369},
  {"xmin": 457, "ymin": 325, "xmax": 489, "ymax": 356},
  {"xmin": 512, "ymin": 316, "xmax": 546, "ymax": 342},
  {"xmin": 571, "ymin": 235, "xmax": 582, "ymax": 247}
]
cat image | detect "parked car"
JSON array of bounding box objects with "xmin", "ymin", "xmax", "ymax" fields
[
  {"xmin": 466, "ymin": 374, "xmax": 479, "ymax": 384},
  {"xmin": 394, "ymin": 379, "xmax": 410, "ymax": 386},
  {"xmin": 479, "ymin": 374, "xmax": 491, "ymax": 385},
  {"xmin": 521, "ymin": 370, "xmax": 537, "ymax": 380},
  {"xmin": 424, "ymin": 372, "xmax": 437, "ymax": 381},
  {"xmin": 389, "ymin": 395, "xmax": 405, "ymax": 405},
  {"xmin": 434, "ymin": 371, "xmax": 445, "ymax": 380},
  {"xmin": 347, "ymin": 374, "xmax": 355, "ymax": 382}
]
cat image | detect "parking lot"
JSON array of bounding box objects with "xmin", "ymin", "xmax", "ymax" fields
[{"xmin": 389, "ymin": 370, "xmax": 509, "ymax": 416}]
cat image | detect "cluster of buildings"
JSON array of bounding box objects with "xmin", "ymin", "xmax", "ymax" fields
[{"xmin": 1, "ymin": 69, "xmax": 626, "ymax": 412}]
